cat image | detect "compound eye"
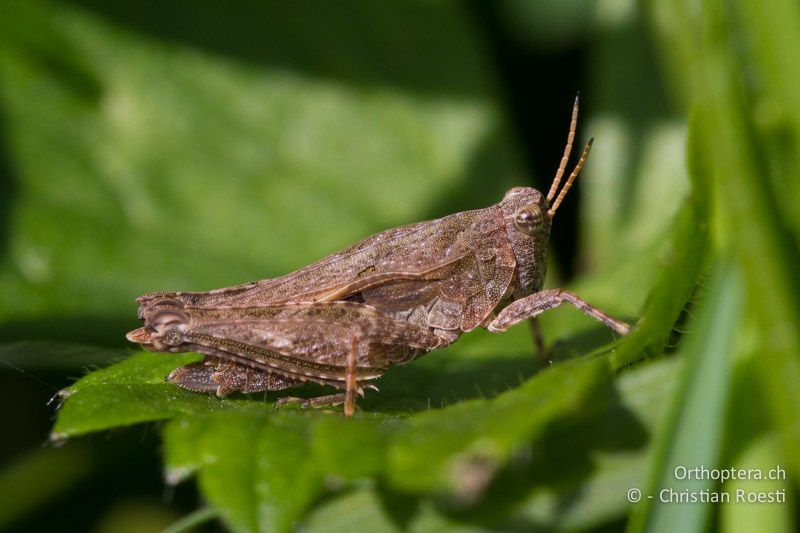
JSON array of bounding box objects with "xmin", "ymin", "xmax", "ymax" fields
[{"xmin": 513, "ymin": 203, "xmax": 543, "ymax": 234}]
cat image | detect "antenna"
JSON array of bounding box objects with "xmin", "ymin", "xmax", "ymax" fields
[
  {"xmin": 546, "ymin": 94, "xmax": 593, "ymax": 218},
  {"xmin": 546, "ymin": 94, "xmax": 579, "ymax": 204},
  {"xmin": 547, "ymin": 138, "xmax": 593, "ymax": 217}
]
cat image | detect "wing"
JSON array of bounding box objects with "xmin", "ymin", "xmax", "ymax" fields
[
  {"xmin": 135, "ymin": 218, "xmax": 437, "ymax": 310},
  {"xmin": 141, "ymin": 302, "xmax": 445, "ymax": 387},
  {"xmin": 345, "ymin": 213, "xmax": 517, "ymax": 331},
  {"xmin": 137, "ymin": 205, "xmax": 517, "ymax": 332},
  {"xmin": 255, "ymin": 205, "xmax": 511, "ymax": 306}
]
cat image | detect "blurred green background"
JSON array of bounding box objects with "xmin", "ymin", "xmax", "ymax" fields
[{"xmin": 1, "ymin": 0, "xmax": 798, "ymax": 531}]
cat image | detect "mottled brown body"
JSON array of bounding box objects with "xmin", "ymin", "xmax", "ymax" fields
[{"xmin": 127, "ymin": 98, "xmax": 631, "ymax": 416}]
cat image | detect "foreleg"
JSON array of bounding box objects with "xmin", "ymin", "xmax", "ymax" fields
[{"xmin": 487, "ymin": 289, "xmax": 630, "ymax": 335}]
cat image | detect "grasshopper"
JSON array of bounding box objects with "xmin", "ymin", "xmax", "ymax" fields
[{"xmin": 127, "ymin": 97, "xmax": 630, "ymax": 416}]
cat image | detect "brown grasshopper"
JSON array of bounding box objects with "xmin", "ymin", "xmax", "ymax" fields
[{"xmin": 127, "ymin": 97, "xmax": 630, "ymax": 416}]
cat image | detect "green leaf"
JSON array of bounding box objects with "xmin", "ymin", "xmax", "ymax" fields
[
  {"xmin": 60, "ymin": 351, "xmax": 200, "ymax": 392},
  {"xmin": 304, "ymin": 488, "xmax": 403, "ymax": 533},
  {"xmin": 386, "ymin": 355, "xmax": 608, "ymax": 496},
  {"xmin": 648, "ymin": 0, "xmax": 800, "ymax": 491},
  {"xmin": 720, "ymin": 434, "xmax": 794, "ymax": 533},
  {"xmin": 183, "ymin": 413, "xmax": 323, "ymax": 533},
  {"xmin": 627, "ymin": 262, "xmax": 741, "ymax": 533},
  {"xmin": 310, "ymin": 416, "xmax": 402, "ymax": 481},
  {"xmin": 488, "ymin": 355, "xmax": 684, "ymax": 530},
  {"xmin": 607, "ymin": 193, "xmax": 708, "ymax": 370},
  {"xmin": 51, "ymin": 351, "xmax": 255, "ymax": 440},
  {"xmin": 54, "ymin": 343, "xmax": 674, "ymax": 532},
  {"xmin": 302, "ymin": 355, "xmax": 686, "ymax": 532},
  {"xmin": 700, "ymin": 0, "xmax": 800, "ymax": 481},
  {"xmin": 164, "ymin": 412, "xmax": 404, "ymax": 533},
  {"xmin": 303, "ymin": 487, "xmax": 476, "ymax": 533}
]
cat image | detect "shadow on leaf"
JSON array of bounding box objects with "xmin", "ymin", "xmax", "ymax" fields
[{"xmin": 426, "ymin": 376, "xmax": 649, "ymax": 530}]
